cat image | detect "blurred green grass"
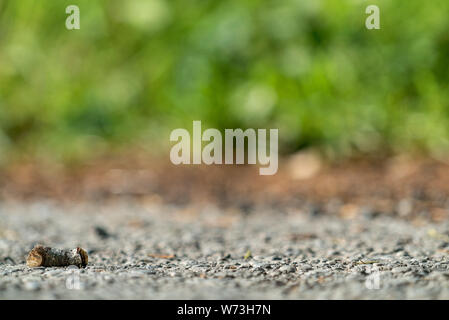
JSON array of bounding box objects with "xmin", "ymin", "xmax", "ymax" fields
[{"xmin": 1, "ymin": 0, "xmax": 449, "ymax": 164}]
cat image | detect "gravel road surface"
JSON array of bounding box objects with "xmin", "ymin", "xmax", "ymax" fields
[{"xmin": 1, "ymin": 201, "xmax": 449, "ymax": 299}]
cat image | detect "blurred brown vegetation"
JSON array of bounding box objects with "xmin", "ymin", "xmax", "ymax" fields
[{"xmin": 2, "ymin": 153, "xmax": 449, "ymax": 223}]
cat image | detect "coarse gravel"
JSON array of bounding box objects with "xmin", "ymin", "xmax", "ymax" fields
[{"xmin": 1, "ymin": 200, "xmax": 449, "ymax": 299}]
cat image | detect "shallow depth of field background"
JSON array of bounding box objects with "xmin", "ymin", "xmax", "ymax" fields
[{"xmin": 0, "ymin": 0, "xmax": 449, "ymax": 164}]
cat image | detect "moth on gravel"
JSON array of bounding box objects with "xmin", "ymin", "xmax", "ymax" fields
[{"xmin": 26, "ymin": 244, "xmax": 88, "ymax": 268}]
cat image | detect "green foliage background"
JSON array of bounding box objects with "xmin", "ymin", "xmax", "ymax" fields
[{"xmin": 1, "ymin": 0, "xmax": 449, "ymax": 163}]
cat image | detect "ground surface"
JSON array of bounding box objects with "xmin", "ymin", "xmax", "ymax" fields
[{"xmin": 1, "ymin": 200, "xmax": 449, "ymax": 299}]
